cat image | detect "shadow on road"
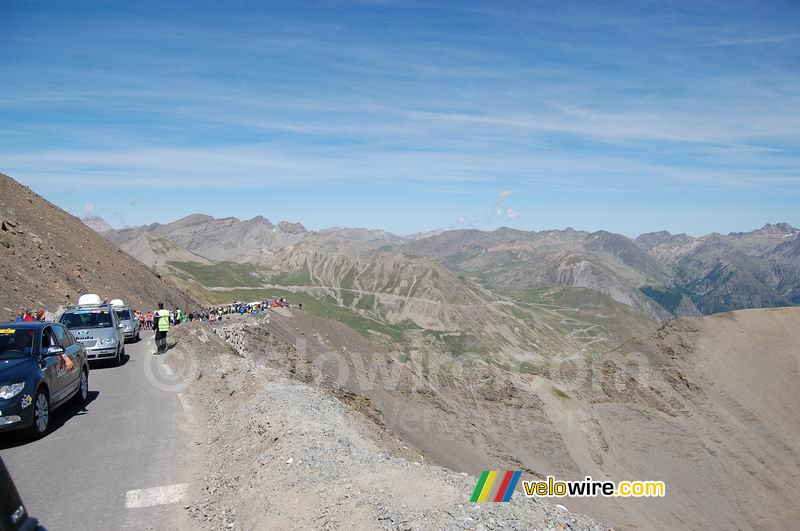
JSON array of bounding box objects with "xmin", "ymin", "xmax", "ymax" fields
[
  {"xmin": 0, "ymin": 390, "xmax": 100, "ymax": 449},
  {"xmin": 88, "ymin": 350, "xmax": 131, "ymax": 370}
]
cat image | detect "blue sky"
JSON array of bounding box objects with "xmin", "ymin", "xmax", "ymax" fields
[{"xmin": 2, "ymin": 0, "xmax": 799, "ymax": 237}]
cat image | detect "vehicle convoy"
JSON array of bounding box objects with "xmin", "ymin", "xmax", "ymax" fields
[
  {"xmin": 59, "ymin": 300, "xmax": 125, "ymax": 365},
  {"xmin": 111, "ymin": 300, "xmax": 140, "ymax": 343},
  {"xmin": 0, "ymin": 322, "xmax": 89, "ymax": 437}
]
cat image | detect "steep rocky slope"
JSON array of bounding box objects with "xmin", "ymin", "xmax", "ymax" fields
[
  {"xmin": 117, "ymin": 232, "xmax": 214, "ymax": 270},
  {"xmin": 167, "ymin": 322, "xmax": 607, "ymax": 530},
  {"xmin": 224, "ymin": 306, "xmax": 800, "ymax": 530},
  {"xmin": 543, "ymin": 307, "xmax": 800, "ymax": 529},
  {"xmin": 0, "ymin": 173, "xmax": 196, "ymax": 316}
]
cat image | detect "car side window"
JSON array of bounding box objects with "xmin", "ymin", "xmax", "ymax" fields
[
  {"xmin": 41, "ymin": 327, "xmax": 58, "ymax": 350},
  {"xmin": 53, "ymin": 325, "xmax": 74, "ymax": 347}
]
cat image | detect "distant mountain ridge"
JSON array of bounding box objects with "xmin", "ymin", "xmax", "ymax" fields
[
  {"xmin": 106, "ymin": 214, "xmax": 310, "ymax": 261},
  {"xmin": 107, "ymin": 214, "xmax": 799, "ymax": 320},
  {"xmin": 399, "ymin": 223, "xmax": 800, "ymax": 317}
]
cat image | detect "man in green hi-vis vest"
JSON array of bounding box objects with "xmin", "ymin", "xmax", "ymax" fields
[{"xmin": 154, "ymin": 302, "xmax": 171, "ymax": 354}]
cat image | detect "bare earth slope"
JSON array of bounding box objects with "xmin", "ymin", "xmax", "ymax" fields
[
  {"xmin": 166, "ymin": 322, "xmax": 607, "ymax": 530},
  {"xmin": 0, "ymin": 173, "xmax": 196, "ymax": 315},
  {"xmin": 223, "ymin": 306, "xmax": 800, "ymax": 530},
  {"xmin": 556, "ymin": 307, "xmax": 800, "ymax": 529},
  {"xmin": 118, "ymin": 232, "xmax": 214, "ymax": 270}
]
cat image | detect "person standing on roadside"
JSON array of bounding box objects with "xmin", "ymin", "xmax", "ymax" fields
[{"xmin": 154, "ymin": 302, "xmax": 171, "ymax": 354}]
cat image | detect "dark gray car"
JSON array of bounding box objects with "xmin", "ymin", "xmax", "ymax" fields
[{"xmin": 0, "ymin": 322, "xmax": 89, "ymax": 437}]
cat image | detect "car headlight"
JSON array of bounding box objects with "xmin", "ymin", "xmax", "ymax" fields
[
  {"xmin": 123, "ymin": 325, "xmax": 133, "ymax": 331},
  {"xmin": 100, "ymin": 337, "xmax": 117, "ymax": 345},
  {"xmin": 0, "ymin": 382, "xmax": 25, "ymax": 400}
]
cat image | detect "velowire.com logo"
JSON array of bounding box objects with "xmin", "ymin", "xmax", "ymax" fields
[{"xmin": 470, "ymin": 471, "xmax": 522, "ymax": 502}]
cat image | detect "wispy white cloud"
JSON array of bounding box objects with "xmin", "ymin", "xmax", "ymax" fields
[{"xmin": 657, "ymin": 33, "xmax": 800, "ymax": 49}]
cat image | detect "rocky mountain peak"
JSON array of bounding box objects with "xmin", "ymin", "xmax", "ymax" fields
[
  {"xmin": 82, "ymin": 215, "xmax": 113, "ymax": 233},
  {"xmin": 758, "ymin": 222, "xmax": 797, "ymax": 234},
  {"xmin": 276, "ymin": 221, "xmax": 307, "ymax": 234}
]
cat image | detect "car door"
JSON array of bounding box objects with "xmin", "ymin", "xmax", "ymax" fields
[
  {"xmin": 40, "ymin": 326, "xmax": 71, "ymax": 405},
  {"xmin": 53, "ymin": 324, "xmax": 81, "ymax": 390}
]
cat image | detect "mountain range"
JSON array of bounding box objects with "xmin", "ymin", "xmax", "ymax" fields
[
  {"xmin": 93, "ymin": 212, "xmax": 799, "ymax": 365},
  {"xmin": 102, "ymin": 213, "xmax": 800, "ymax": 315},
  {"xmin": 4, "ymin": 173, "xmax": 799, "ymax": 529}
]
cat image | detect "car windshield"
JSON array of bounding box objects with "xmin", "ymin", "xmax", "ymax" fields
[
  {"xmin": 61, "ymin": 309, "xmax": 114, "ymax": 329},
  {"xmin": 114, "ymin": 308, "xmax": 132, "ymax": 321},
  {"xmin": 0, "ymin": 328, "xmax": 35, "ymax": 359}
]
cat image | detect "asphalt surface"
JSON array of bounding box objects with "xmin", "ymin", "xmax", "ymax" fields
[{"xmin": 0, "ymin": 330, "xmax": 199, "ymax": 531}]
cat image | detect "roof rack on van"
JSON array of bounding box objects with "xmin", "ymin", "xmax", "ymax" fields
[{"xmin": 64, "ymin": 303, "xmax": 111, "ymax": 311}]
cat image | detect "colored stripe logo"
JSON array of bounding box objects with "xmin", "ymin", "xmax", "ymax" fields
[{"xmin": 470, "ymin": 471, "xmax": 521, "ymax": 502}]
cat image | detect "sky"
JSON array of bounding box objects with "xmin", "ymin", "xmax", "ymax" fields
[{"xmin": 1, "ymin": 0, "xmax": 799, "ymax": 237}]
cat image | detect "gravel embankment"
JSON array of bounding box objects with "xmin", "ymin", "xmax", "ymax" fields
[{"xmin": 167, "ymin": 322, "xmax": 608, "ymax": 530}]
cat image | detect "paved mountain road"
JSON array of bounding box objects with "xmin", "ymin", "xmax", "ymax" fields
[{"xmin": 0, "ymin": 331, "xmax": 199, "ymax": 531}]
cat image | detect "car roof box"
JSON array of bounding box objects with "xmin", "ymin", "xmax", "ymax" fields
[
  {"xmin": 78, "ymin": 294, "xmax": 103, "ymax": 306},
  {"xmin": 110, "ymin": 299, "xmax": 125, "ymax": 307}
]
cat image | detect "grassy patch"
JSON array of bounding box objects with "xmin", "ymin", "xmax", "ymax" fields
[
  {"xmin": 340, "ymin": 266, "xmax": 357, "ymax": 290},
  {"xmin": 341, "ymin": 289, "xmax": 356, "ymax": 307},
  {"xmin": 423, "ymin": 330, "xmax": 491, "ymax": 358},
  {"xmin": 168, "ymin": 261, "xmax": 265, "ymax": 288},
  {"xmin": 271, "ymin": 262, "xmax": 313, "ymax": 286},
  {"xmin": 355, "ymin": 293, "xmax": 376, "ymax": 310},
  {"xmin": 394, "ymin": 319, "xmax": 422, "ymax": 330},
  {"xmin": 550, "ymin": 386, "xmax": 572, "ymax": 400},
  {"xmin": 201, "ymin": 287, "xmax": 409, "ymax": 344}
]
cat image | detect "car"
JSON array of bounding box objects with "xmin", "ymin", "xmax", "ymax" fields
[
  {"xmin": 112, "ymin": 305, "xmax": 140, "ymax": 343},
  {"xmin": 0, "ymin": 456, "xmax": 41, "ymax": 530},
  {"xmin": 0, "ymin": 322, "xmax": 89, "ymax": 438},
  {"xmin": 59, "ymin": 304, "xmax": 125, "ymax": 365}
]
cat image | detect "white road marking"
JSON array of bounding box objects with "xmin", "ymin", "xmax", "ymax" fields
[{"xmin": 125, "ymin": 483, "xmax": 188, "ymax": 509}]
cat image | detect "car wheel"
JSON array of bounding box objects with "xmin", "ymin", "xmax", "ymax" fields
[
  {"xmin": 73, "ymin": 368, "xmax": 89, "ymax": 406},
  {"xmin": 30, "ymin": 389, "xmax": 50, "ymax": 438}
]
